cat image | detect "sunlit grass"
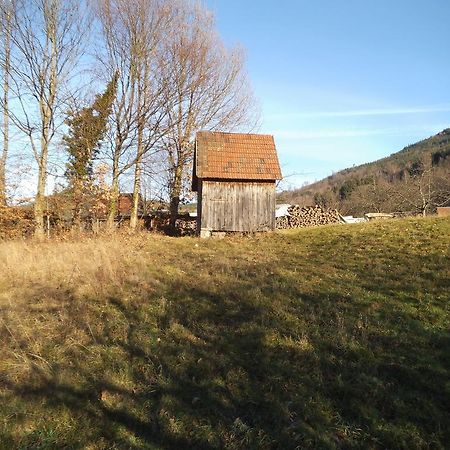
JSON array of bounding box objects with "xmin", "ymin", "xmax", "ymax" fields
[{"xmin": 0, "ymin": 217, "xmax": 449, "ymax": 449}]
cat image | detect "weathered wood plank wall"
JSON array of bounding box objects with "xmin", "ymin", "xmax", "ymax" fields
[{"xmin": 198, "ymin": 181, "xmax": 276, "ymax": 232}]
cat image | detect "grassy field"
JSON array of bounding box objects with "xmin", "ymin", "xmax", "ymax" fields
[{"xmin": 0, "ymin": 217, "xmax": 449, "ymax": 449}]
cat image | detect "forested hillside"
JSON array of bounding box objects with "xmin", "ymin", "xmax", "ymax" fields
[{"xmin": 279, "ymin": 129, "xmax": 450, "ymax": 216}]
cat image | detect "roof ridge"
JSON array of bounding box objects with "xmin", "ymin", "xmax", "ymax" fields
[{"xmin": 197, "ymin": 130, "xmax": 274, "ymax": 139}]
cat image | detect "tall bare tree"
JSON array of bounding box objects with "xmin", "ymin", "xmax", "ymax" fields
[
  {"xmin": 1, "ymin": 0, "xmax": 90, "ymax": 237},
  {"xmin": 95, "ymin": 0, "xmax": 172, "ymax": 230},
  {"xmin": 159, "ymin": 1, "xmax": 259, "ymax": 227},
  {"xmin": 0, "ymin": 0, "xmax": 13, "ymax": 206}
]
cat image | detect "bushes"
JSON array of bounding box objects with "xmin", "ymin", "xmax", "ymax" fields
[{"xmin": 0, "ymin": 206, "xmax": 34, "ymax": 239}]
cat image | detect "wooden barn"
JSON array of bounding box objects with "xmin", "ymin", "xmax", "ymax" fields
[{"xmin": 192, "ymin": 131, "xmax": 282, "ymax": 237}]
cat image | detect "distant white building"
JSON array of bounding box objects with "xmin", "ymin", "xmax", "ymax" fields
[{"xmin": 275, "ymin": 204, "xmax": 291, "ymax": 218}]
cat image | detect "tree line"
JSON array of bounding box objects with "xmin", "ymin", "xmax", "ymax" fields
[{"xmin": 0, "ymin": 0, "xmax": 258, "ymax": 237}]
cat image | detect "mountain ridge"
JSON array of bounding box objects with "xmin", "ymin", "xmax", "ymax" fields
[{"xmin": 279, "ymin": 128, "xmax": 450, "ymax": 215}]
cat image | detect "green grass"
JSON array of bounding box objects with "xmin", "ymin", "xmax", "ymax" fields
[{"xmin": 0, "ymin": 217, "xmax": 449, "ymax": 449}]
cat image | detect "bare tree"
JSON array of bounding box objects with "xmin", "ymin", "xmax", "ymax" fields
[
  {"xmin": 0, "ymin": 0, "xmax": 13, "ymax": 206},
  {"xmin": 342, "ymin": 178, "xmax": 395, "ymax": 216},
  {"xmin": 95, "ymin": 0, "xmax": 172, "ymax": 230},
  {"xmin": 159, "ymin": 1, "xmax": 259, "ymax": 228},
  {"xmin": 395, "ymin": 158, "xmax": 450, "ymax": 216},
  {"xmin": 1, "ymin": 0, "xmax": 90, "ymax": 237}
]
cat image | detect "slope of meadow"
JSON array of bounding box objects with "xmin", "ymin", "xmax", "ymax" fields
[{"xmin": 0, "ymin": 218, "xmax": 449, "ymax": 449}]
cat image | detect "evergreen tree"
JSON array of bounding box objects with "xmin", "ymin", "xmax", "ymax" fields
[{"xmin": 64, "ymin": 73, "xmax": 117, "ymax": 227}]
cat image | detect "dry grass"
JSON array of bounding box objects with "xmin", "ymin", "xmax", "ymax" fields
[
  {"xmin": 0, "ymin": 236, "xmax": 154, "ymax": 386},
  {"xmin": 1, "ymin": 235, "xmax": 146, "ymax": 291},
  {"xmin": 0, "ymin": 218, "xmax": 449, "ymax": 449}
]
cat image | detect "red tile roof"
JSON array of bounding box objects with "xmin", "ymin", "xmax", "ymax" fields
[{"xmin": 195, "ymin": 131, "xmax": 282, "ymax": 181}]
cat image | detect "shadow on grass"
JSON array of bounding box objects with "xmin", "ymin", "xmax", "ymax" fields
[{"xmin": 0, "ymin": 251, "xmax": 449, "ymax": 449}]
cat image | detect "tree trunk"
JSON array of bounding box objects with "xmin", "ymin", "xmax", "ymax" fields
[
  {"xmin": 34, "ymin": 149, "xmax": 48, "ymax": 239},
  {"xmin": 0, "ymin": 5, "xmax": 11, "ymax": 206},
  {"xmin": 34, "ymin": 3, "xmax": 57, "ymax": 238},
  {"xmin": 72, "ymin": 180, "xmax": 83, "ymax": 232},
  {"xmin": 169, "ymin": 163, "xmax": 184, "ymax": 229},
  {"xmin": 421, "ymin": 201, "xmax": 427, "ymax": 217},
  {"xmin": 169, "ymin": 194, "xmax": 180, "ymax": 229},
  {"xmin": 34, "ymin": 100, "xmax": 52, "ymax": 238},
  {"xmin": 130, "ymin": 124, "xmax": 144, "ymax": 230},
  {"xmin": 106, "ymin": 162, "xmax": 119, "ymax": 230}
]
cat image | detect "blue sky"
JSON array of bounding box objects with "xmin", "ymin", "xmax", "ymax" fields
[{"xmin": 206, "ymin": 0, "xmax": 450, "ymax": 188}]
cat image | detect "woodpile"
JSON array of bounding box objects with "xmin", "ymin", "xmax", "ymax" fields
[
  {"xmin": 175, "ymin": 217, "xmax": 197, "ymax": 236},
  {"xmin": 145, "ymin": 211, "xmax": 197, "ymax": 236},
  {"xmin": 145, "ymin": 213, "xmax": 170, "ymax": 231},
  {"xmin": 276, "ymin": 205, "xmax": 342, "ymax": 229}
]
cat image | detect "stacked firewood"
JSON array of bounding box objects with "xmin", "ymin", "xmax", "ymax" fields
[
  {"xmin": 143, "ymin": 212, "xmax": 197, "ymax": 236},
  {"xmin": 276, "ymin": 205, "xmax": 342, "ymax": 229},
  {"xmin": 175, "ymin": 218, "xmax": 197, "ymax": 236}
]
